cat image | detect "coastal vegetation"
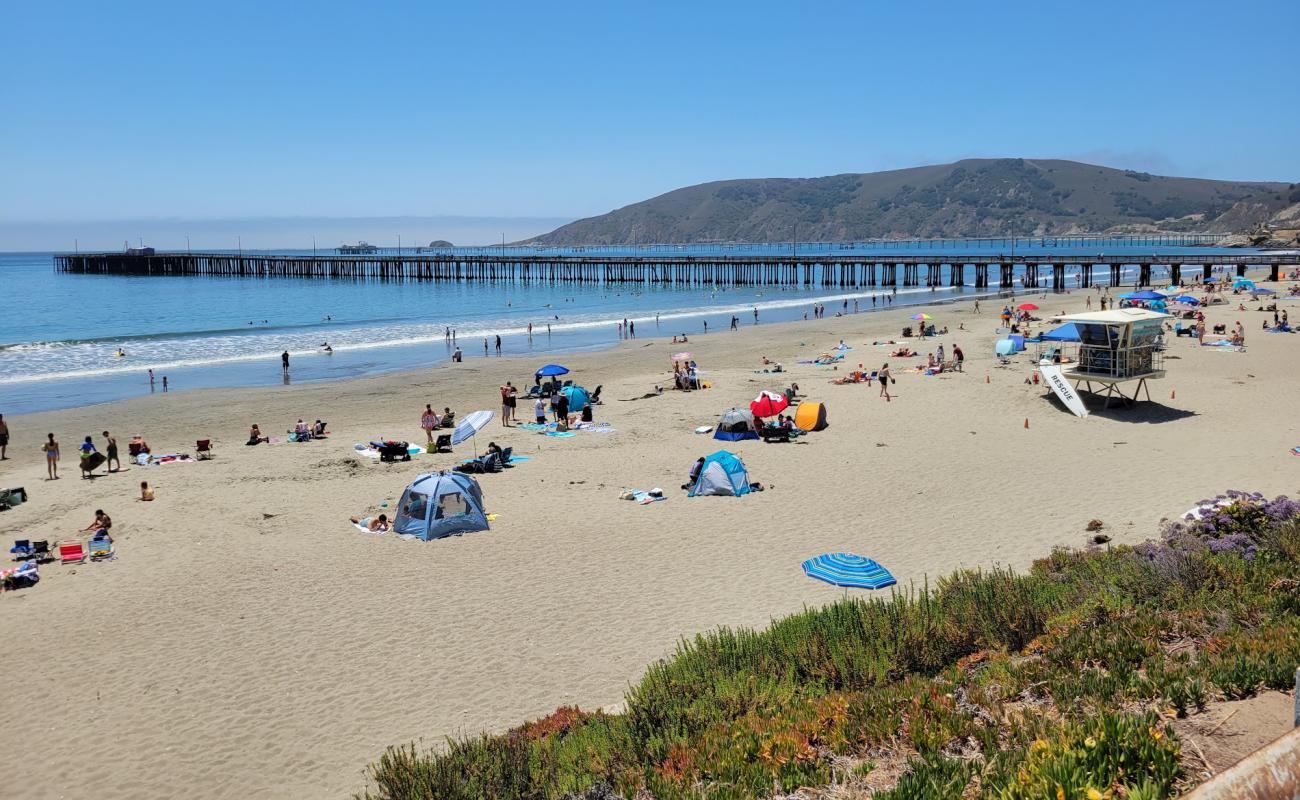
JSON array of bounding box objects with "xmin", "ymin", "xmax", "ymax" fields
[
  {"xmin": 526, "ymin": 159, "xmax": 1295, "ymax": 245},
  {"xmin": 359, "ymin": 491, "xmax": 1300, "ymax": 799}
]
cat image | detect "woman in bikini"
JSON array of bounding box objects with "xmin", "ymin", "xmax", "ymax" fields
[
  {"xmin": 878, "ymin": 363, "xmax": 892, "ymax": 401},
  {"xmin": 43, "ymin": 433, "xmax": 60, "ymax": 479}
]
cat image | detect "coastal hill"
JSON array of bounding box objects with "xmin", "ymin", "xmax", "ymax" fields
[{"xmin": 527, "ymin": 158, "xmax": 1298, "ymax": 244}]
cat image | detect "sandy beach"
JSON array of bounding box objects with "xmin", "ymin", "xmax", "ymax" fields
[{"xmin": 1, "ymin": 279, "xmax": 1297, "ymax": 799}]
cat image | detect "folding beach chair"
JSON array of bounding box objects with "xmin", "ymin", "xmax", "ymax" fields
[
  {"xmin": 31, "ymin": 541, "xmax": 52, "ymax": 563},
  {"xmin": 196, "ymin": 439, "xmax": 214, "ymax": 460},
  {"xmin": 89, "ymin": 535, "xmax": 114, "ymax": 561},
  {"xmin": 59, "ymin": 540, "xmax": 86, "ymax": 565},
  {"xmin": 9, "ymin": 539, "xmax": 32, "ymax": 560}
]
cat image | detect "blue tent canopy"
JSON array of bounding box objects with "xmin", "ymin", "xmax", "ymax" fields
[
  {"xmin": 689, "ymin": 450, "xmax": 752, "ymax": 497},
  {"xmin": 1119, "ymin": 290, "xmax": 1166, "ymax": 301},
  {"xmin": 561, "ymin": 385, "xmax": 590, "ymax": 410},
  {"xmin": 802, "ymin": 553, "xmax": 897, "ymax": 590},
  {"xmin": 1173, "ymin": 295, "xmax": 1200, "ymax": 305},
  {"xmin": 393, "ymin": 472, "xmax": 489, "ymax": 541},
  {"xmin": 1041, "ymin": 322, "xmax": 1082, "ymax": 342},
  {"xmin": 536, "ymin": 364, "xmax": 570, "ymax": 377}
]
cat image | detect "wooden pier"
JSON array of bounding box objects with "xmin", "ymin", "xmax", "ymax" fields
[{"xmin": 54, "ymin": 250, "xmax": 1300, "ymax": 290}]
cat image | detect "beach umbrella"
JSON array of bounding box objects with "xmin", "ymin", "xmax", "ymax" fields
[
  {"xmin": 749, "ymin": 390, "xmax": 788, "ymax": 418},
  {"xmin": 1017, "ymin": 303, "xmax": 1040, "ymax": 311},
  {"xmin": 1173, "ymin": 295, "xmax": 1200, "ymax": 305},
  {"xmin": 910, "ymin": 313, "xmax": 932, "ymax": 321},
  {"xmin": 802, "ymin": 553, "xmax": 897, "ymax": 590},
  {"xmin": 671, "ymin": 351, "xmax": 692, "ymax": 361},
  {"xmin": 1253, "ymin": 287, "xmax": 1276, "ymax": 295},
  {"xmin": 536, "ymin": 364, "xmax": 570, "ymax": 377},
  {"xmin": 561, "ymin": 385, "xmax": 590, "ymax": 410},
  {"xmin": 451, "ymin": 409, "xmax": 494, "ymax": 455},
  {"xmin": 1120, "ymin": 290, "xmax": 1165, "ymax": 301}
]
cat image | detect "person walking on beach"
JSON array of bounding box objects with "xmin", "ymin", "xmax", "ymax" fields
[
  {"xmin": 731, "ymin": 315, "xmax": 738, "ymax": 330},
  {"xmin": 102, "ymin": 431, "xmax": 120, "ymax": 473},
  {"xmin": 495, "ymin": 335, "xmax": 502, "ymax": 355},
  {"xmin": 953, "ymin": 344, "xmax": 964, "ymax": 372},
  {"xmin": 629, "ymin": 320, "xmax": 635, "ymax": 338},
  {"xmin": 703, "ymin": 319, "xmax": 708, "ymax": 333},
  {"xmin": 483, "ymin": 338, "xmax": 489, "ymax": 356},
  {"xmin": 162, "ymin": 376, "xmax": 169, "ymax": 392},
  {"xmin": 753, "ymin": 307, "xmax": 759, "ymax": 323},
  {"xmin": 281, "ymin": 350, "xmax": 290, "ymax": 374},
  {"xmin": 0, "ymin": 414, "xmax": 7, "ymax": 460},
  {"xmin": 421, "ymin": 404, "xmax": 439, "ymax": 443},
  {"xmin": 973, "ymin": 299, "xmax": 980, "ymax": 314},
  {"xmin": 877, "ymin": 364, "xmax": 892, "ymax": 401},
  {"xmin": 43, "ymin": 433, "xmax": 60, "ymax": 479}
]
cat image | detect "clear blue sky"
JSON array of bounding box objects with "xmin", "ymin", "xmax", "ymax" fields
[{"xmin": 5, "ymin": 0, "xmax": 1298, "ymax": 228}]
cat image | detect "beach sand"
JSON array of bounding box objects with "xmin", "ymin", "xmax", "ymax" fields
[{"xmin": 1, "ymin": 282, "xmax": 1297, "ymax": 798}]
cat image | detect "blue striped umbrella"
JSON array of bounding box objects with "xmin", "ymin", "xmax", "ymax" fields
[{"xmin": 802, "ymin": 553, "xmax": 897, "ymax": 590}]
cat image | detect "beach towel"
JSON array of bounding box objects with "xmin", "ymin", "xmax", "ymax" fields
[
  {"xmin": 1291, "ymin": 446, "xmax": 1300, "ymax": 456},
  {"xmin": 149, "ymin": 454, "xmax": 196, "ymax": 465},
  {"xmin": 518, "ymin": 423, "xmax": 551, "ymax": 431},
  {"xmin": 545, "ymin": 431, "xmax": 576, "ymax": 438},
  {"xmin": 620, "ymin": 488, "xmax": 667, "ymax": 505}
]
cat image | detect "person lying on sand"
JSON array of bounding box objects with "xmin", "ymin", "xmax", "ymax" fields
[{"xmin": 350, "ymin": 513, "xmax": 389, "ymax": 532}]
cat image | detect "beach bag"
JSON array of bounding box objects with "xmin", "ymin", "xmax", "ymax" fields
[{"xmin": 0, "ymin": 487, "xmax": 26, "ymax": 511}]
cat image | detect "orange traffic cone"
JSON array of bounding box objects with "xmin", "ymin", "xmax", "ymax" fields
[{"xmin": 1024, "ymin": 418, "xmax": 1029, "ymax": 429}]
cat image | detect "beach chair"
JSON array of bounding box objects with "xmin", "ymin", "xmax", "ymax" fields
[
  {"xmin": 196, "ymin": 439, "xmax": 214, "ymax": 460},
  {"xmin": 589, "ymin": 385, "xmax": 603, "ymax": 405},
  {"xmin": 440, "ymin": 412, "xmax": 456, "ymax": 428},
  {"xmin": 59, "ymin": 540, "xmax": 86, "ymax": 565},
  {"xmin": 31, "ymin": 541, "xmax": 52, "ymax": 563},
  {"xmin": 89, "ymin": 535, "xmax": 113, "ymax": 561},
  {"xmin": 9, "ymin": 539, "xmax": 32, "ymax": 560},
  {"xmin": 483, "ymin": 452, "xmax": 503, "ymax": 473},
  {"xmin": 500, "ymin": 446, "xmax": 513, "ymax": 465},
  {"xmin": 434, "ymin": 434, "xmax": 452, "ymax": 453}
]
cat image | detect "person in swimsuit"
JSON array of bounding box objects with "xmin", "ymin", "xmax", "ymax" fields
[
  {"xmin": 102, "ymin": 430, "xmax": 120, "ymax": 472},
  {"xmin": 43, "ymin": 432, "xmax": 59, "ymax": 479},
  {"xmin": 81, "ymin": 509, "xmax": 113, "ymax": 540},
  {"xmin": 139, "ymin": 481, "xmax": 155, "ymax": 501},
  {"xmin": 421, "ymin": 405, "xmax": 440, "ymax": 442},
  {"xmin": 79, "ymin": 435, "xmax": 98, "ymax": 479},
  {"xmin": 0, "ymin": 414, "xmax": 8, "ymax": 460},
  {"xmin": 349, "ymin": 513, "xmax": 389, "ymax": 532},
  {"xmin": 878, "ymin": 363, "xmax": 892, "ymax": 401}
]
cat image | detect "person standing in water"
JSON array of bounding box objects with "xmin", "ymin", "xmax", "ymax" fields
[
  {"xmin": 281, "ymin": 350, "xmax": 290, "ymax": 374},
  {"xmin": 0, "ymin": 414, "xmax": 7, "ymax": 460}
]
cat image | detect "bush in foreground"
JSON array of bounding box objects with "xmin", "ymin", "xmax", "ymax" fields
[{"xmin": 359, "ymin": 493, "xmax": 1300, "ymax": 800}]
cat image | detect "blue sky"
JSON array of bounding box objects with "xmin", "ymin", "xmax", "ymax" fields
[{"xmin": 4, "ymin": 0, "xmax": 1297, "ymax": 245}]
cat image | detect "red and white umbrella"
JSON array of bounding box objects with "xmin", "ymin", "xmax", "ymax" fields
[{"xmin": 750, "ymin": 390, "xmax": 789, "ymax": 418}]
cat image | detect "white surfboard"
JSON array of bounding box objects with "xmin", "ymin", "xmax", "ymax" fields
[{"xmin": 1039, "ymin": 364, "xmax": 1089, "ymax": 418}]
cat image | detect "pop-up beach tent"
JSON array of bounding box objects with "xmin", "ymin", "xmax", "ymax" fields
[
  {"xmin": 793, "ymin": 402, "xmax": 828, "ymax": 431},
  {"xmin": 393, "ymin": 471, "xmax": 489, "ymax": 541},
  {"xmin": 714, "ymin": 408, "xmax": 758, "ymax": 441},
  {"xmin": 1040, "ymin": 323, "xmax": 1083, "ymax": 342},
  {"xmin": 689, "ymin": 450, "xmax": 752, "ymax": 497}
]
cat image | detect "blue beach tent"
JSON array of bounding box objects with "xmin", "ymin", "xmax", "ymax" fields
[
  {"xmin": 1040, "ymin": 323, "xmax": 1082, "ymax": 342},
  {"xmin": 1120, "ymin": 290, "xmax": 1166, "ymax": 301},
  {"xmin": 995, "ymin": 338, "xmax": 1017, "ymax": 357},
  {"xmin": 689, "ymin": 450, "xmax": 752, "ymax": 497},
  {"xmin": 561, "ymin": 385, "xmax": 590, "ymax": 411},
  {"xmin": 713, "ymin": 408, "xmax": 758, "ymax": 442},
  {"xmin": 393, "ymin": 471, "xmax": 489, "ymax": 541}
]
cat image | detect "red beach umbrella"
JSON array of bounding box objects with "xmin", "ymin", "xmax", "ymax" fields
[{"xmin": 750, "ymin": 390, "xmax": 789, "ymax": 418}]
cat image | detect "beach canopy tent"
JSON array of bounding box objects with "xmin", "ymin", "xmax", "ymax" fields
[
  {"xmin": 1040, "ymin": 323, "xmax": 1083, "ymax": 342},
  {"xmin": 714, "ymin": 408, "xmax": 758, "ymax": 441},
  {"xmin": 1119, "ymin": 290, "xmax": 1167, "ymax": 301},
  {"xmin": 995, "ymin": 339, "xmax": 1018, "ymax": 356},
  {"xmin": 1232, "ymin": 278, "xmax": 1256, "ymax": 291},
  {"xmin": 689, "ymin": 450, "xmax": 752, "ymax": 497},
  {"xmin": 793, "ymin": 402, "xmax": 829, "ymax": 432},
  {"xmin": 535, "ymin": 364, "xmax": 570, "ymax": 377},
  {"xmin": 802, "ymin": 553, "xmax": 897, "ymax": 590},
  {"xmin": 393, "ymin": 471, "xmax": 489, "ymax": 541},
  {"xmin": 561, "ymin": 385, "xmax": 590, "ymax": 411},
  {"xmin": 750, "ymin": 390, "xmax": 789, "ymax": 418}
]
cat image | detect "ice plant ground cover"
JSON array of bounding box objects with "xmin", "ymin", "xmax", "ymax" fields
[{"xmin": 359, "ymin": 491, "xmax": 1300, "ymax": 800}]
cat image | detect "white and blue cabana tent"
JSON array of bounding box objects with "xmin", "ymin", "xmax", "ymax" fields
[{"xmin": 393, "ymin": 471, "xmax": 489, "ymax": 541}]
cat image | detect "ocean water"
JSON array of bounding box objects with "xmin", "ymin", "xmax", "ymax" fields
[{"xmin": 0, "ymin": 241, "xmax": 1262, "ymax": 414}]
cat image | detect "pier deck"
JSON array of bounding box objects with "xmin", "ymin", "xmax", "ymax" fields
[{"xmin": 54, "ymin": 249, "xmax": 1300, "ymax": 290}]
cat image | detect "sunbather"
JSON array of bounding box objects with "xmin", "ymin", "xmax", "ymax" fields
[
  {"xmin": 682, "ymin": 456, "xmax": 705, "ymax": 490},
  {"xmin": 350, "ymin": 513, "xmax": 389, "ymax": 532}
]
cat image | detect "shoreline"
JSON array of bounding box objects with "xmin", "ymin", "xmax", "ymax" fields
[{"xmin": 2, "ymin": 269, "xmax": 1297, "ymax": 799}]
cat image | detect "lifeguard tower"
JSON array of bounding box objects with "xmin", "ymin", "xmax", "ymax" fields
[{"xmin": 1036, "ymin": 308, "xmax": 1170, "ymax": 416}]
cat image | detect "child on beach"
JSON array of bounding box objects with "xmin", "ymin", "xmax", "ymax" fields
[
  {"xmin": 535, "ymin": 397, "xmax": 546, "ymax": 424},
  {"xmin": 139, "ymin": 481, "xmax": 155, "ymax": 501},
  {"xmin": 43, "ymin": 433, "xmax": 60, "ymax": 479}
]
